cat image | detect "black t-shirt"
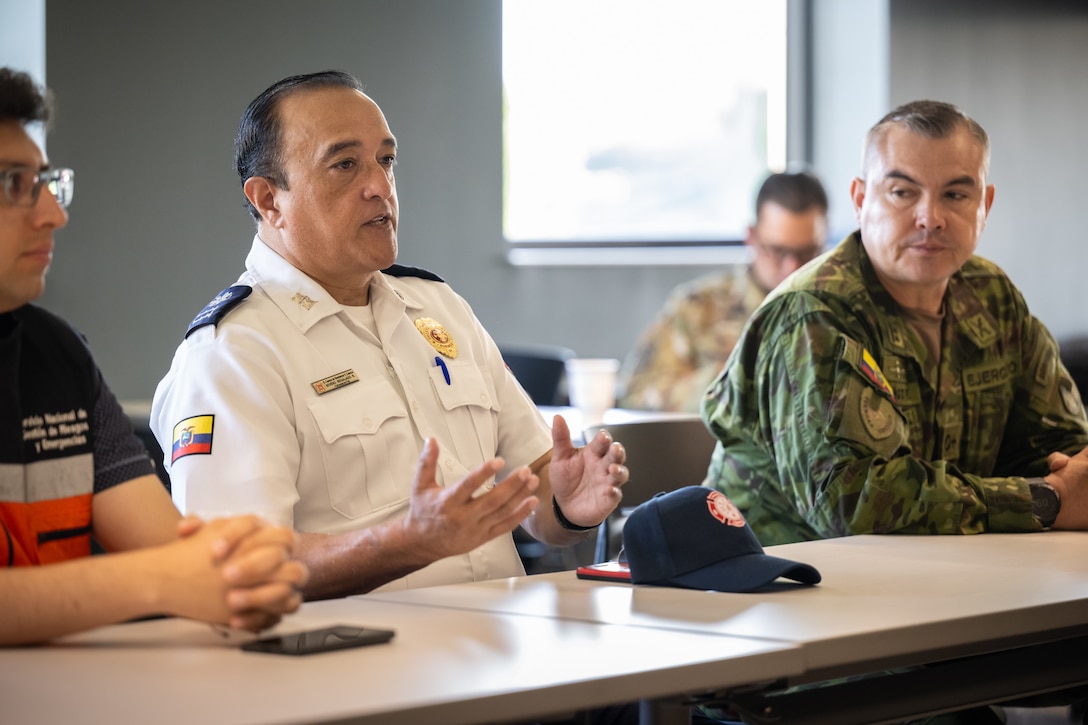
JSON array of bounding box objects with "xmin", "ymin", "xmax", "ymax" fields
[{"xmin": 0, "ymin": 305, "xmax": 154, "ymax": 491}]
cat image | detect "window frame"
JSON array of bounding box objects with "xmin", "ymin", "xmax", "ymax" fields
[{"xmin": 501, "ymin": 0, "xmax": 811, "ymax": 267}]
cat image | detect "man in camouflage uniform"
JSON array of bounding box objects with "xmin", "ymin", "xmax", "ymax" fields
[
  {"xmin": 703, "ymin": 99, "xmax": 1088, "ymax": 546},
  {"xmin": 619, "ymin": 171, "xmax": 829, "ymax": 413}
]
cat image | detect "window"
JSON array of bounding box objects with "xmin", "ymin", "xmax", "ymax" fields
[{"xmin": 502, "ymin": 0, "xmax": 788, "ymax": 264}]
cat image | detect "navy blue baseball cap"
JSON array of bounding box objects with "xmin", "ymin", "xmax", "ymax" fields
[{"xmin": 622, "ymin": 486, "xmax": 821, "ymax": 592}]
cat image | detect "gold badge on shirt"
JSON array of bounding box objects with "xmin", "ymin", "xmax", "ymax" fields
[{"xmin": 414, "ymin": 317, "xmax": 458, "ymax": 358}]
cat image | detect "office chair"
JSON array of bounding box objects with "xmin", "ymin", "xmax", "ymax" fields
[
  {"xmin": 584, "ymin": 416, "xmax": 718, "ymax": 563},
  {"xmin": 123, "ymin": 401, "xmax": 171, "ymax": 494},
  {"xmin": 499, "ymin": 344, "xmax": 584, "ymax": 573},
  {"xmin": 499, "ymin": 343, "xmax": 576, "ymax": 406},
  {"xmin": 1059, "ymin": 335, "xmax": 1088, "ymax": 400}
]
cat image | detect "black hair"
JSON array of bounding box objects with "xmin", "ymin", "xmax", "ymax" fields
[
  {"xmin": 0, "ymin": 67, "xmax": 52, "ymax": 127},
  {"xmin": 234, "ymin": 70, "xmax": 365, "ymax": 222},
  {"xmin": 863, "ymin": 99, "xmax": 990, "ymax": 178},
  {"xmin": 755, "ymin": 170, "xmax": 828, "ymax": 221}
]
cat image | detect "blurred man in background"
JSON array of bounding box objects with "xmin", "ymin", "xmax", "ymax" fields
[{"xmin": 620, "ymin": 170, "xmax": 828, "ymax": 413}]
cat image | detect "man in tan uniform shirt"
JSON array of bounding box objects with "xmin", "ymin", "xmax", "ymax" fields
[{"xmin": 620, "ymin": 171, "xmax": 829, "ymax": 412}]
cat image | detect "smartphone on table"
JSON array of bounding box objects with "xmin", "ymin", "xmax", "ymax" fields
[
  {"xmin": 576, "ymin": 560, "xmax": 632, "ymax": 583},
  {"xmin": 241, "ymin": 625, "xmax": 395, "ymax": 656}
]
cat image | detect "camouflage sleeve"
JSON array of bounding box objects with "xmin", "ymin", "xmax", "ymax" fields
[
  {"xmin": 994, "ymin": 312, "xmax": 1088, "ymax": 473},
  {"xmin": 619, "ymin": 300, "xmax": 719, "ymax": 414},
  {"xmin": 706, "ymin": 295, "xmax": 1038, "ymax": 543}
]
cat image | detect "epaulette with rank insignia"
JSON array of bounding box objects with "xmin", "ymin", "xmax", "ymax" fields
[
  {"xmin": 184, "ymin": 285, "xmax": 252, "ymax": 339},
  {"xmin": 382, "ymin": 264, "xmax": 444, "ymax": 283}
]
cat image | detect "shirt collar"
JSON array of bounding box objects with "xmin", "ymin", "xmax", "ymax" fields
[
  {"xmin": 244, "ymin": 235, "xmax": 424, "ymax": 332},
  {"xmin": 245, "ymin": 235, "xmax": 343, "ymax": 333}
]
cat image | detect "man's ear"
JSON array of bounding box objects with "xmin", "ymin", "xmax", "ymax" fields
[
  {"xmin": 743, "ymin": 224, "xmax": 758, "ymax": 249},
  {"xmin": 243, "ymin": 176, "xmax": 283, "ymax": 228},
  {"xmin": 849, "ymin": 177, "xmax": 866, "ymax": 223}
]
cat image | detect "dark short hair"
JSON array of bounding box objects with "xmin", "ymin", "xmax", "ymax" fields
[
  {"xmin": 0, "ymin": 67, "xmax": 52, "ymax": 127},
  {"xmin": 755, "ymin": 170, "xmax": 828, "ymax": 221},
  {"xmin": 863, "ymin": 99, "xmax": 990, "ymax": 178},
  {"xmin": 234, "ymin": 70, "xmax": 366, "ymax": 222}
]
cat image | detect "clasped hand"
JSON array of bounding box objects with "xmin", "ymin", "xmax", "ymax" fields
[
  {"xmin": 176, "ymin": 515, "xmax": 309, "ymax": 631},
  {"xmin": 1045, "ymin": 445, "xmax": 1088, "ymax": 529}
]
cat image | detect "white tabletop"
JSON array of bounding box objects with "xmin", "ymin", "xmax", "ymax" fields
[
  {"xmin": 367, "ymin": 532, "xmax": 1088, "ymax": 674},
  {"xmin": 0, "ymin": 596, "xmax": 800, "ymax": 725}
]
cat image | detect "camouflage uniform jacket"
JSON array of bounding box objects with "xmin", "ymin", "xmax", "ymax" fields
[
  {"xmin": 620, "ymin": 266, "xmax": 767, "ymax": 413},
  {"xmin": 702, "ymin": 232, "xmax": 1088, "ymax": 545}
]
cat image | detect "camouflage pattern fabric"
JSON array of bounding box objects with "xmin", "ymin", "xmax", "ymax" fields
[
  {"xmin": 702, "ymin": 232, "xmax": 1088, "ymax": 545},
  {"xmin": 620, "ymin": 266, "xmax": 768, "ymax": 413}
]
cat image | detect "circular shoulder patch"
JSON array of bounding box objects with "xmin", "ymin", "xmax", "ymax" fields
[
  {"xmin": 1060, "ymin": 378, "xmax": 1083, "ymax": 417},
  {"xmin": 860, "ymin": 386, "xmax": 896, "ymax": 440}
]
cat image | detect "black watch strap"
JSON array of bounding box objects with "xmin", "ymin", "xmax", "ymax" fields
[{"xmin": 552, "ymin": 498, "xmax": 598, "ymax": 532}]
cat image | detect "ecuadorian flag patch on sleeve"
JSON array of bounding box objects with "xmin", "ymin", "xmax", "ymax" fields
[
  {"xmin": 171, "ymin": 415, "xmax": 214, "ymax": 463},
  {"xmin": 860, "ymin": 348, "xmax": 896, "ymax": 400}
]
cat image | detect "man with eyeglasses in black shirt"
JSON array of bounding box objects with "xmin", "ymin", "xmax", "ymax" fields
[{"xmin": 0, "ymin": 67, "xmax": 307, "ymax": 646}]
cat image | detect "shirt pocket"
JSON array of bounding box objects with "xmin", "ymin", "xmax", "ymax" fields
[
  {"xmin": 430, "ymin": 360, "xmax": 502, "ymax": 466},
  {"xmin": 961, "ymin": 361, "xmax": 1017, "ymax": 474},
  {"xmin": 306, "ymin": 381, "xmax": 415, "ymax": 520}
]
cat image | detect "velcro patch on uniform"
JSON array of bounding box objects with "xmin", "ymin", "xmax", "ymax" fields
[
  {"xmin": 859, "ymin": 386, "xmax": 897, "ymax": 440},
  {"xmin": 171, "ymin": 415, "xmax": 214, "ymax": 463},
  {"xmin": 835, "ymin": 372, "xmax": 905, "ymax": 459},
  {"xmin": 1033, "ymin": 346, "xmax": 1058, "ymax": 387},
  {"xmin": 185, "ymin": 285, "xmax": 252, "ymax": 339},
  {"xmin": 963, "ymin": 359, "xmax": 1018, "ymax": 393},
  {"xmin": 1060, "ymin": 376, "xmax": 1083, "ymax": 417},
  {"xmin": 961, "ymin": 313, "xmax": 998, "ymax": 348}
]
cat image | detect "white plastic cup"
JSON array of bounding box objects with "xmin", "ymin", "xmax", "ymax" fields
[{"xmin": 565, "ymin": 358, "xmax": 620, "ymax": 426}]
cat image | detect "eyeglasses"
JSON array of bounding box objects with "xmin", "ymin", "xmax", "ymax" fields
[
  {"xmin": 753, "ymin": 234, "xmax": 823, "ymax": 265},
  {"xmin": 0, "ymin": 167, "xmax": 75, "ymax": 209}
]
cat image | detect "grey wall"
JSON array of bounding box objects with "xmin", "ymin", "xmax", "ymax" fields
[
  {"xmin": 887, "ymin": 0, "xmax": 1088, "ymax": 343},
  {"xmin": 41, "ymin": 0, "xmax": 720, "ymax": 400},
  {"xmin": 810, "ymin": 0, "xmax": 889, "ymax": 239},
  {"xmin": 23, "ymin": 0, "xmax": 1088, "ymax": 400}
]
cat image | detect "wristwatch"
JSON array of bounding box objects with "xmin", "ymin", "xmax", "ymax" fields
[{"xmin": 1027, "ymin": 478, "xmax": 1061, "ymax": 529}]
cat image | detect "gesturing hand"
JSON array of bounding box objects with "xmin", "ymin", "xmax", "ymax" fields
[
  {"xmin": 546, "ymin": 415, "xmax": 627, "ymax": 528},
  {"xmin": 400, "ymin": 438, "xmax": 540, "ymax": 562}
]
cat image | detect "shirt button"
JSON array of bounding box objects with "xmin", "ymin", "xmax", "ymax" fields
[
  {"xmin": 411, "ymin": 401, "xmax": 420, "ymax": 412},
  {"xmin": 363, "ymin": 417, "xmax": 373, "ymax": 428},
  {"xmin": 444, "ymin": 459, "xmax": 453, "ymax": 470},
  {"xmin": 479, "ymin": 394, "xmax": 488, "ymax": 404}
]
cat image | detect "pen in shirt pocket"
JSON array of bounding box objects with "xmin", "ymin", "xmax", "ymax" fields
[{"xmin": 434, "ymin": 356, "xmax": 451, "ymax": 385}]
